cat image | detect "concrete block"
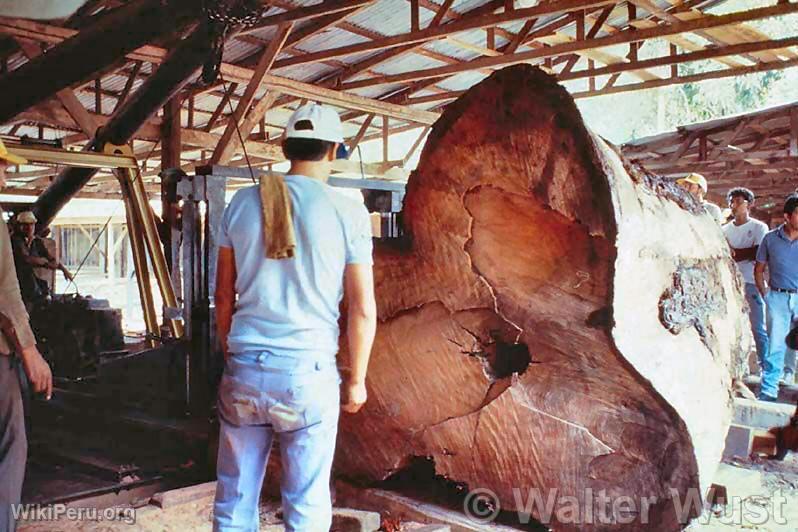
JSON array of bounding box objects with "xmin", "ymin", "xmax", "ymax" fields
[
  {"xmin": 257, "ymin": 507, "xmax": 381, "ymax": 531},
  {"xmin": 334, "ymin": 482, "xmax": 519, "ymax": 532},
  {"xmin": 723, "ymin": 424, "xmax": 753, "ymax": 460},
  {"xmin": 712, "ymin": 464, "xmax": 765, "ymax": 500},
  {"xmin": 332, "ymin": 508, "xmax": 382, "ymax": 532},
  {"xmin": 402, "ymin": 524, "xmax": 452, "ymax": 532},
  {"xmin": 733, "ymin": 398, "xmax": 794, "ymax": 429},
  {"xmin": 723, "ymin": 424, "xmax": 777, "ymax": 460}
]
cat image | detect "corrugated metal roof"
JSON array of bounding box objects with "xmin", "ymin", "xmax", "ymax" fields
[{"xmin": 3, "ymin": 0, "xmax": 795, "ymax": 194}]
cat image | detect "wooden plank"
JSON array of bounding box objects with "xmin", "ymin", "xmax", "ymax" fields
[
  {"xmin": 790, "ymin": 107, "xmax": 798, "ymax": 157},
  {"xmin": 216, "ymin": 65, "xmax": 440, "ymax": 125},
  {"xmin": 150, "ymin": 481, "xmax": 218, "ymax": 509}
]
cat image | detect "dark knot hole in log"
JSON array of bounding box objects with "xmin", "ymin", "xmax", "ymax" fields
[
  {"xmin": 491, "ymin": 335, "xmax": 532, "ymax": 379},
  {"xmin": 451, "ymin": 326, "xmax": 532, "ymax": 380}
]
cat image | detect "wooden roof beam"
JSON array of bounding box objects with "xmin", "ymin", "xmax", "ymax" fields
[
  {"xmin": 573, "ymin": 56, "xmax": 798, "ymax": 99},
  {"xmin": 241, "ymin": 0, "xmax": 377, "ymax": 35},
  {"xmin": 0, "ymin": 0, "xmax": 199, "ymax": 124},
  {"xmin": 0, "ymin": 19, "xmax": 438, "ymax": 127},
  {"xmin": 211, "ymin": 22, "xmax": 293, "ymax": 165},
  {"xmin": 272, "ymin": 0, "xmax": 615, "ymax": 69}
]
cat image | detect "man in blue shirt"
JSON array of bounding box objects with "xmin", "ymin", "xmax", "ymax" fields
[
  {"xmin": 212, "ymin": 104, "xmax": 377, "ymax": 531},
  {"xmin": 754, "ymin": 194, "xmax": 798, "ymax": 401}
]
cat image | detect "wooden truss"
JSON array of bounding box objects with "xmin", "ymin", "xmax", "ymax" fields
[
  {"xmin": 0, "ymin": 0, "xmax": 796, "ymax": 198},
  {"xmin": 622, "ymin": 102, "xmax": 798, "ymax": 215}
]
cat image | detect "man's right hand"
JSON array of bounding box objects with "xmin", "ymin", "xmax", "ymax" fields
[
  {"xmin": 342, "ymin": 380, "xmax": 367, "ymax": 414},
  {"xmin": 19, "ymin": 346, "xmax": 52, "ymax": 400}
]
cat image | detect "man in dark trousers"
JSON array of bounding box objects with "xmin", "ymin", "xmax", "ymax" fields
[
  {"xmin": 0, "ymin": 139, "xmax": 53, "ymax": 531},
  {"xmin": 213, "ymin": 104, "xmax": 377, "ymax": 531}
]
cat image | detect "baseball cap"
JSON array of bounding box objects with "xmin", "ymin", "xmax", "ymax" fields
[
  {"xmin": 0, "ymin": 138, "xmax": 27, "ymax": 166},
  {"xmin": 285, "ymin": 103, "xmax": 348, "ymax": 159},
  {"xmin": 17, "ymin": 211, "xmax": 37, "ymax": 224},
  {"xmin": 677, "ymin": 172, "xmax": 708, "ymax": 194}
]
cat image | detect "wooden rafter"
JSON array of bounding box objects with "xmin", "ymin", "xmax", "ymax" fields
[
  {"xmin": 211, "ymin": 22, "xmax": 294, "ymax": 165},
  {"xmin": 337, "ymin": 2, "xmax": 798, "ymax": 91},
  {"xmin": 16, "ymin": 39, "xmax": 99, "ymax": 137},
  {"xmin": 272, "ymin": 0, "xmax": 615, "ymax": 69}
]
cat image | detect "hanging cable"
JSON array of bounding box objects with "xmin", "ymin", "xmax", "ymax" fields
[
  {"xmin": 219, "ymin": 71, "xmax": 257, "ymax": 184},
  {"xmin": 357, "ymin": 145, "xmax": 366, "ymax": 181},
  {"xmin": 62, "ymin": 140, "xmax": 160, "ymax": 294}
]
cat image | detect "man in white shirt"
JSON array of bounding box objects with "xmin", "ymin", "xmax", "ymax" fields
[
  {"xmin": 677, "ymin": 172, "xmax": 724, "ymax": 224},
  {"xmin": 212, "ymin": 104, "xmax": 377, "ymax": 531},
  {"xmin": 723, "ymin": 187, "xmax": 770, "ymax": 375}
]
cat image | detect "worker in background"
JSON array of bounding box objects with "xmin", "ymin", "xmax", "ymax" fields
[
  {"xmin": 0, "ymin": 140, "xmax": 53, "ymax": 531},
  {"xmin": 213, "ymin": 103, "xmax": 377, "ymax": 531},
  {"xmin": 677, "ymin": 172, "xmax": 724, "ymax": 224},
  {"xmin": 11, "ymin": 210, "xmax": 72, "ymax": 308},
  {"xmin": 33, "ymin": 227, "xmax": 58, "ymax": 294},
  {"xmin": 754, "ymin": 194, "xmax": 798, "ymax": 401},
  {"xmin": 723, "ymin": 187, "xmax": 770, "ymax": 373}
]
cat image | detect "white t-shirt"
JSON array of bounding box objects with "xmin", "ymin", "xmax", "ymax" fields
[
  {"xmin": 218, "ymin": 175, "xmax": 373, "ymax": 355},
  {"xmin": 703, "ymin": 201, "xmax": 724, "ymax": 224},
  {"xmin": 722, "ymin": 218, "xmax": 769, "ymax": 284}
]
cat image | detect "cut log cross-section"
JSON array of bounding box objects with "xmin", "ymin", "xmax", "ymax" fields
[{"xmin": 335, "ymin": 65, "xmax": 749, "ymax": 531}]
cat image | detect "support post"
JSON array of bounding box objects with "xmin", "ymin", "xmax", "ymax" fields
[{"xmin": 33, "ymin": 22, "xmax": 215, "ymax": 227}]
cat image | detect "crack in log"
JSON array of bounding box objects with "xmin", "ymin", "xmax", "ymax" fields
[
  {"xmin": 509, "ymin": 387, "xmax": 616, "ymax": 455},
  {"xmin": 447, "ymin": 325, "xmax": 532, "ymax": 382},
  {"xmin": 461, "ymin": 184, "xmax": 525, "ymax": 344}
]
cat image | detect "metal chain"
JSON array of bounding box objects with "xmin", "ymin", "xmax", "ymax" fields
[{"xmin": 203, "ymin": 0, "xmax": 266, "ymax": 27}]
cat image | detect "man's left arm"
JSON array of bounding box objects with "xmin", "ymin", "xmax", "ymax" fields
[{"xmin": 215, "ymin": 246, "xmax": 236, "ymax": 362}]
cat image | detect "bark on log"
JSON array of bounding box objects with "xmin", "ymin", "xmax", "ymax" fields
[{"xmin": 336, "ymin": 65, "xmax": 750, "ymax": 531}]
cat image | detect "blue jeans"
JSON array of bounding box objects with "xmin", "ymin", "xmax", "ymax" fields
[
  {"xmin": 762, "ymin": 291, "xmax": 798, "ymax": 397},
  {"xmin": 213, "ymin": 351, "xmax": 341, "ymax": 532},
  {"xmin": 744, "ymin": 283, "xmax": 769, "ymax": 367}
]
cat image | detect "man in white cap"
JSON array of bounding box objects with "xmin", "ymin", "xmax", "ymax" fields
[
  {"xmin": 677, "ymin": 172, "xmax": 724, "ymax": 224},
  {"xmin": 0, "ymin": 139, "xmax": 52, "ymax": 531},
  {"xmin": 213, "ymin": 104, "xmax": 376, "ymax": 531}
]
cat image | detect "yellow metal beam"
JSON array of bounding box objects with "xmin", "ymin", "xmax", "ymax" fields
[{"xmin": 4, "ymin": 142, "xmax": 138, "ymax": 169}]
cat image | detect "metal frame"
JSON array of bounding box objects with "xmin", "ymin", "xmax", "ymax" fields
[
  {"xmin": 4, "ymin": 142, "xmax": 138, "ymax": 169},
  {"xmin": 3, "ymin": 141, "xmax": 183, "ymax": 342}
]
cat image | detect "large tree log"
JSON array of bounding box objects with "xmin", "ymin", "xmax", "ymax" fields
[{"xmin": 336, "ymin": 65, "xmax": 749, "ymax": 530}]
